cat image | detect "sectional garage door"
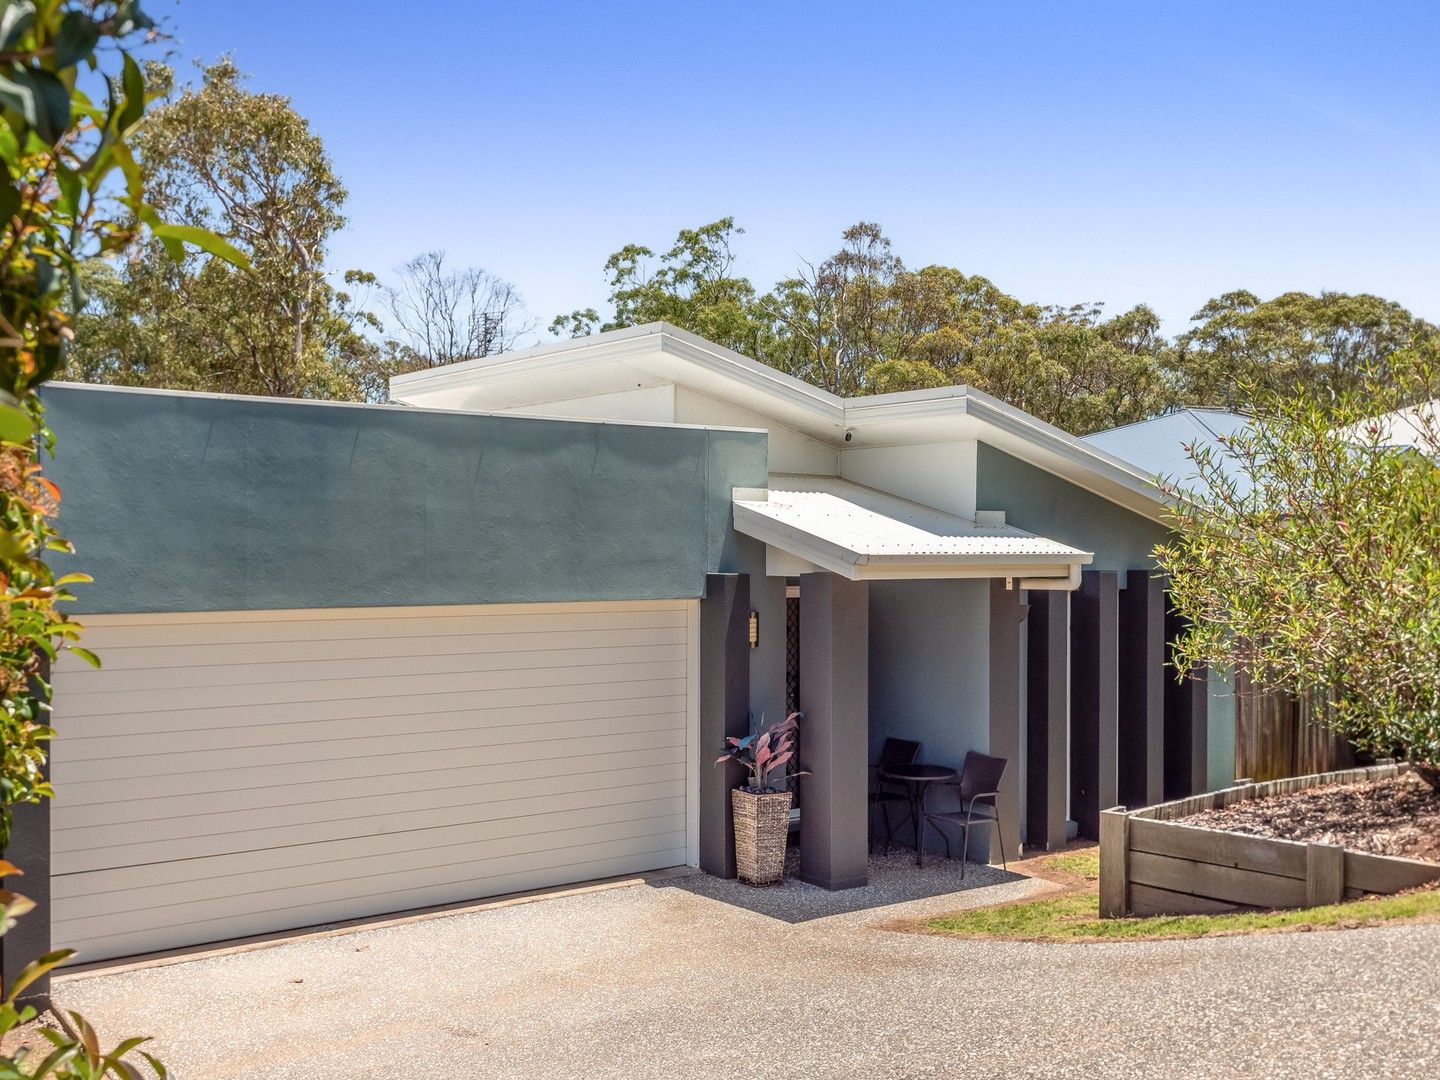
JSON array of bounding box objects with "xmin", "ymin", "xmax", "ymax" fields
[{"xmin": 49, "ymin": 601, "xmax": 697, "ymax": 963}]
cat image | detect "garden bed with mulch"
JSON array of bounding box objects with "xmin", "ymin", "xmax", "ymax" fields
[{"xmin": 1177, "ymin": 772, "xmax": 1440, "ymax": 864}]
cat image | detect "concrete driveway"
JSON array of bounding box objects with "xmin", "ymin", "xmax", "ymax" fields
[{"xmin": 48, "ymin": 862, "xmax": 1440, "ymax": 1079}]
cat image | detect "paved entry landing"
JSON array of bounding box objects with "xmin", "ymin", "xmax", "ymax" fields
[{"xmin": 656, "ymin": 850, "xmax": 1034, "ymax": 923}]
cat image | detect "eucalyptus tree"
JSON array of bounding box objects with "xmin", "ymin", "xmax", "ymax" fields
[
  {"xmin": 67, "ymin": 58, "xmax": 382, "ymax": 399},
  {"xmin": 1174, "ymin": 289, "xmax": 1435, "ymax": 409},
  {"xmin": 550, "ymin": 217, "xmax": 773, "ymax": 360}
]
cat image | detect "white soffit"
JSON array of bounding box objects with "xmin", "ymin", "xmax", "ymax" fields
[
  {"xmin": 390, "ymin": 323, "xmax": 1169, "ymax": 520},
  {"xmin": 733, "ymin": 474, "xmax": 1091, "ymax": 586}
]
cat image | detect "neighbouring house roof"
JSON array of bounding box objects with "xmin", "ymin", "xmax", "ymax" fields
[
  {"xmin": 732, "ymin": 474, "xmax": 1090, "ymax": 586},
  {"xmin": 1346, "ymin": 398, "xmax": 1440, "ymax": 454},
  {"xmin": 390, "ymin": 323, "xmax": 1170, "ymax": 521},
  {"xmin": 1082, "ymin": 407, "xmax": 1254, "ymax": 494}
]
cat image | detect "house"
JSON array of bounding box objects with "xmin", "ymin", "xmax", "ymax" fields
[
  {"xmin": 13, "ymin": 323, "xmax": 1232, "ymax": 970},
  {"xmin": 1347, "ymin": 398, "xmax": 1440, "ymax": 454}
]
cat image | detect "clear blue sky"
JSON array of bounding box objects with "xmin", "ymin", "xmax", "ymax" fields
[{"xmin": 161, "ymin": 1, "xmax": 1439, "ymax": 337}]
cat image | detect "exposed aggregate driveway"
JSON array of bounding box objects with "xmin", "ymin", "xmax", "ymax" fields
[{"xmin": 54, "ymin": 869, "xmax": 1440, "ymax": 1080}]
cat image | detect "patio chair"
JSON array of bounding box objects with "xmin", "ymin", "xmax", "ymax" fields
[
  {"xmin": 920, "ymin": 751, "xmax": 1008, "ymax": 878},
  {"xmin": 869, "ymin": 737, "xmax": 921, "ymax": 854}
]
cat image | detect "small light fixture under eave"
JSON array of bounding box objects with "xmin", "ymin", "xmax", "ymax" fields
[{"xmin": 748, "ymin": 610, "xmax": 760, "ymax": 648}]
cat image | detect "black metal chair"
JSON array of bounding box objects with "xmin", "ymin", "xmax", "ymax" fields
[
  {"xmin": 869, "ymin": 738, "xmax": 921, "ymax": 854},
  {"xmin": 921, "ymin": 751, "xmax": 1008, "ymax": 878}
]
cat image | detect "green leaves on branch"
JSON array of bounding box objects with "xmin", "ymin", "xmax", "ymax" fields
[
  {"xmin": 0, "ymin": 4, "xmax": 243, "ymax": 420},
  {"xmin": 0, "ymin": 982, "xmax": 167, "ymax": 1078},
  {"xmin": 147, "ymin": 223, "xmax": 250, "ymax": 269},
  {"xmin": 0, "ymin": 64, "xmax": 69, "ymax": 145},
  {"xmin": 1157, "ymin": 356, "xmax": 1440, "ymax": 779}
]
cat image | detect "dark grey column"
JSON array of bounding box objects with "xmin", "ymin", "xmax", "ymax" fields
[
  {"xmin": 1025, "ymin": 589, "xmax": 1069, "ymax": 851},
  {"xmin": 698, "ymin": 573, "xmax": 751, "ymax": 878},
  {"xmin": 1070, "ymin": 570, "xmax": 1119, "ymax": 840},
  {"xmin": 1118, "ymin": 570, "xmax": 1165, "ymax": 809},
  {"xmin": 797, "ymin": 572, "xmax": 869, "ymax": 891},
  {"xmin": 1, "ymin": 772, "xmax": 52, "ymax": 1007},
  {"xmin": 1163, "ymin": 596, "xmax": 1209, "ymax": 799},
  {"xmin": 988, "ymin": 580, "xmax": 1024, "ymax": 862}
]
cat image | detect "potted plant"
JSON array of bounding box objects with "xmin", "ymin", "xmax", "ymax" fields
[{"xmin": 716, "ymin": 712, "xmax": 806, "ymax": 886}]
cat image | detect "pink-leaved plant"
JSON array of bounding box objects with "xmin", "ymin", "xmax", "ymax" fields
[{"xmin": 716, "ymin": 712, "xmax": 807, "ymax": 793}]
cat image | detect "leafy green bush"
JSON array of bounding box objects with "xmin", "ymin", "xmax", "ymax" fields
[{"xmin": 1157, "ymin": 351, "xmax": 1440, "ymax": 785}]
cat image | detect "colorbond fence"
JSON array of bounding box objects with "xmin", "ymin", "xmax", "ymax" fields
[{"xmin": 1099, "ymin": 763, "xmax": 1440, "ymax": 918}]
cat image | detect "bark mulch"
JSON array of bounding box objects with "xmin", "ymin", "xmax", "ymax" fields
[{"xmin": 1178, "ymin": 773, "xmax": 1440, "ymax": 864}]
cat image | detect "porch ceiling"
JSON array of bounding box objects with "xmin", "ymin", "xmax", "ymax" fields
[{"xmin": 732, "ymin": 474, "xmax": 1091, "ymax": 587}]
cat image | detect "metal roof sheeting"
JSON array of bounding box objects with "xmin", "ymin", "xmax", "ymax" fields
[
  {"xmin": 732, "ymin": 474, "xmax": 1090, "ymax": 583},
  {"xmin": 1082, "ymin": 407, "xmax": 1253, "ymax": 494}
]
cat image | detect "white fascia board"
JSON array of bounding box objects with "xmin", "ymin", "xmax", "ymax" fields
[
  {"xmin": 732, "ymin": 501, "xmax": 865, "ymax": 578},
  {"xmin": 960, "ymin": 391, "xmax": 1173, "ymax": 520},
  {"xmin": 390, "ymin": 323, "xmax": 848, "ymax": 434},
  {"xmin": 389, "ymin": 324, "xmax": 665, "ymax": 392},
  {"xmin": 851, "ymin": 562, "xmax": 1082, "ymax": 584},
  {"xmin": 655, "ymin": 330, "xmax": 846, "ymax": 431},
  {"xmin": 843, "ymin": 387, "xmax": 1168, "ymax": 518},
  {"xmin": 389, "ymin": 323, "xmax": 1169, "ymax": 520}
]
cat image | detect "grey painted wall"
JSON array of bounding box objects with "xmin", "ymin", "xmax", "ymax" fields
[
  {"xmin": 41, "ymin": 384, "xmax": 768, "ymax": 613},
  {"xmin": 973, "ymin": 444, "xmax": 1170, "ymax": 571},
  {"xmin": 868, "ymin": 579, "xmax": 990, "ymax": 855},
  {"xmin": 744, "ymin": 553, "xmax": 788, "ymax": 728}
]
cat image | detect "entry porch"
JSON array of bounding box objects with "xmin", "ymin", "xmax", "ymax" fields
[{"xmin": 699, "ymin": 476, "xmax": 1209, "ymax": 890}]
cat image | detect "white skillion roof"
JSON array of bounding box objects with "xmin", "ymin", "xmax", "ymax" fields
[
  {"xmin": 390, "ymin": 323, "xmax": 1169, "ymax": 521},
  {"xmin": 732, "ymin": 474, "xmax": 1090, "ymax": 586}
]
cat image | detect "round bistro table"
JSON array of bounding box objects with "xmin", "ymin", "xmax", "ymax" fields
[{"xmin": 879, "ymin": 762, "xmax": 958, "ymax": 867}]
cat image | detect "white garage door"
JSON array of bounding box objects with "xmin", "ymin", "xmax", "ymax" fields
[{"xmin": 49, "ymin": 600, "xmax": 698, "ymax": 963}]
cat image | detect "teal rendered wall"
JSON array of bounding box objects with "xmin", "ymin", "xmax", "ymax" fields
[
  {"xmin": 41, "ymin": 385, "xmax": 768, "ymax": 614},
  {"xmin": 973, "ymin": 443, "xmax": 1170, "ymax": 571},
  {"xmin": 1207, "ymin": 665, "xmax": 1238, "ymax": 790}
]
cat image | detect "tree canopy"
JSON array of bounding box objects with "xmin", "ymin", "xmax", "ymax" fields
[
  {"xmin": 65, "ymin": 99, "xmax": 1440, "ymax": 430},
  {"xmin": 1172, "ymin": 289, "xmax": 1432, "ymax": 408},
  {"xmin": 554, "ymin": 218, "xmax": 1437, "ymax": 434},
  {"xmin": 66, "ymin": 59, "xmax": 384, "ymax": 400}
]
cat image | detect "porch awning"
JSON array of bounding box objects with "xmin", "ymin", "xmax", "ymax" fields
[{"xmin": 732, "ymin": 474, "xmax": 1091, "ymax": 588}]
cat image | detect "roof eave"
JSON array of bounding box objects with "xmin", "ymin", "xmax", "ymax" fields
[
  {"xmin": 731, "ymin": 500, "xmax": 1093, "ymax": 586},
  {"xmin": 393, "ymin": 324, "xmax": 1173, "ymax": 522}
]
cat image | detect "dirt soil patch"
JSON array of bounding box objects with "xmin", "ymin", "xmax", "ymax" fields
[{"xmin": 1178, "ymin": 773, "xmax": 1440, "ymax": 863}]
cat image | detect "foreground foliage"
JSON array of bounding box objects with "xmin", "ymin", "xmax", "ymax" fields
[
  {"xmin": 923, "ymin": 851, "xmax": 1440, "ymax": 941},
  {"xmin": 0, "ymin": 0, "xmax": 179, "ymax": 853},
  {"xmin": 0, "ymin": 3, "xmax": 235, "ymax": 1076},
  {"xmin": 2, "ymin": 865, "xmax": 164, "ymax": 1076},
  {"xmin": 1156, "ymin": 357, "xmax": 1440, "ymax": 782}
]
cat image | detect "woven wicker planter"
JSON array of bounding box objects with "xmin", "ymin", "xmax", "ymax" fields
[{"xmin": 732, "ymin": 788, "xmax": 791, "ymax": 886}]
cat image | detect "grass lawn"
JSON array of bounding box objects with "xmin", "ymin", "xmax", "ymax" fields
[{"xmin": 920, "ymin": 848, "xmax": 1440, "ymax": 942}]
